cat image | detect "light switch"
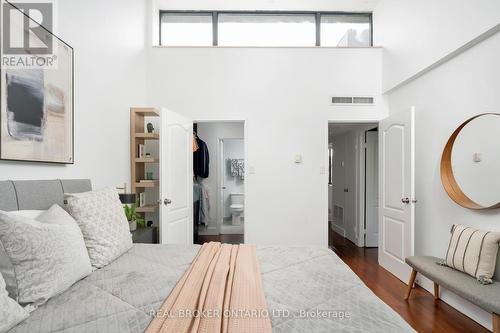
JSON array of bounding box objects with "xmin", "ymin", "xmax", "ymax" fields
[
  {"xmin": 294, "ymin": 154, "xmax": 303, "ymax": 164},
  {"xmin": 473, "ymin": 153, "xmax": 482, "ymax": 163},
  {"xmin": 249, "ymin": 166, "xmax": 255, "ymax": 174}
]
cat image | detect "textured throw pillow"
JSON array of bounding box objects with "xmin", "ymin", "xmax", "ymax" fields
[
  {"xmin": 0, "ymin": 272, "xmax": 28, "ymax": 333},
  {"xmin": 0, "ymin": 210, "xmax": 43, "ymax": 301},
  {"xmin": 64, "ymin": 187, "xmax": 133, "ymax": 269},
  {"xmin": 445, "ymin": 224, "xmax": 500, "ymax": 284},
  {"xmin": 0, "ymin": 205, "xmax": 92, "ymax": 306}
]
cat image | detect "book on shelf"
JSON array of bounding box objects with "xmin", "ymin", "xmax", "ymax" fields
[
  {"xmin": 138, "ymin": 144, "xmax": 145, "ymax": 158},
  {"xmin": 139, "ymin": 192, "xmax": 146, "ymax": 207}
]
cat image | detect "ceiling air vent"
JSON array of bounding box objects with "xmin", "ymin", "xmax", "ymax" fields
[
  {"xmin": 332, "ymin": 97, "xmax": 353, "ymax": 104},
  {"xmin": 331, "ymin": 96, "xmax": 375, "ymax": 105}
]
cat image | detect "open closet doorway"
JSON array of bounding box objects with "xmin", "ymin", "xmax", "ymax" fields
[
  {"xmin": 328, "ymin": 123, "xmax": 379, "ymax": 250},
  {"xmin": 193, "ymin": 121, "xmax": 245, "ymax": 245}
]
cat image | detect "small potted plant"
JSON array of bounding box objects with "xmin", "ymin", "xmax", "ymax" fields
[{"xmin": 123, "ymin": 201, "xmax": 145, "ymax": 231}]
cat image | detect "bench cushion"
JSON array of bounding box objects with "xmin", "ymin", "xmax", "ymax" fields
[{"xmin": 406, "ymin": 256, "xmax": 500, "ymax": 314}]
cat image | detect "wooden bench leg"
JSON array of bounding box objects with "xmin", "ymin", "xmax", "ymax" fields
[
  {"xmin": 493, "ymin": 313, "xmax": 499, "ymax": 333},
  {"xmin": 433, "ymin": 282, "xmax": 439, "ymax": 300},
  {"xmin": 404, "ymin": 269, "xmax": 417, "ymax": 300}
]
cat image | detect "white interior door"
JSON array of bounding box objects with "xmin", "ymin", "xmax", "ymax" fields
[
  {"xmin": 378, "ymin": 108, "xmax": 415, "ymax": 282},
  {"xmin": 159, "ymin": 108, "xmax": 193, "ymax": 244},
  {"xmin": 365, "ymin": 131, "xmax": 379, "ymax": 247}
]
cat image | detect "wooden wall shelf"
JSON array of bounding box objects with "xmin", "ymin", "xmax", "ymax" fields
[
  {"xmin": 135, "ymin": 133, "xmax": 159, "ymax": 140},
  {"xmin": 135, "ymin": 181, "xmax": 159, "ymax": 188},
  {"xmin": 131, "ymin": 107, "xmax": 160, "ymax": 116},
  {"xmin": 136, "ymin": 204, "xmax": 159, "ymax": 213},
  {"xmin": 130, "ymin": 107, "xmax": 161, "ymax": 242},
  {"xmin": 135, "ymin": 158, "xmax": 159, "ymax": 163}
]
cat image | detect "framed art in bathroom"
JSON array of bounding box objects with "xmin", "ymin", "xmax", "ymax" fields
[{"xmin": 0, "ymin": 4, "xmax": 74, "ymax": 164}]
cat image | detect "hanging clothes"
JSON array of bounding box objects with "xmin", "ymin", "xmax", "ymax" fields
[
  {"xmin": 192, "ymin": 133, "xmax": 199, "ymax": 152},
  {"xmin": 199, "ymin": 181, "xmax": 210, "ymax": 225},
  {"xmin": 193, "ymin": 136, "xmax": 209, "ymax": 178}
]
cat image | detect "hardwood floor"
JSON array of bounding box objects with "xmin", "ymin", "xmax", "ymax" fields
[
  {"xmin": 329, "ymin": 229, "xmax": 489, "ymax": 333},
  {"xmin": 196, "ymin": 233, "xmax": 244, "ymax": 245}
]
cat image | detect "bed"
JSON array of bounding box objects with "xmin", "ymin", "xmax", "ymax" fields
[{"xmin": 0, "ymin": 180, "xmax": 414, "ymax": 333}]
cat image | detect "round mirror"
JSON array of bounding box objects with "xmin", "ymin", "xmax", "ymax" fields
[{"xmin": 441, "ymin": 113, "xmax": 500, "ymax": 209}]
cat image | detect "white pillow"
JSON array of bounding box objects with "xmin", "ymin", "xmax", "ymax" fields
[
  {"xmin": 0, "ymin": 272, "xmax": 28, "ymax": 333},
  {"xmin": 64, "ymin": 187, "xmax": 133, "ymax": 269},
  {"xmin": 445, "ymin": 224, "xmax": 500, "ymax": 284},
  {"xmin": 8, "ymin": 210, "xmax": 43, "ymax": 219},
  {"xmin": 0, "ymin": 210, "xmax": 43, "ymax": 300},
  {"xmin": 0, "ymin": 205, "xmax": 92, "ymax": 306}
]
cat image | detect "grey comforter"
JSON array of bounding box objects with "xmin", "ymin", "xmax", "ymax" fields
[{"xmin": 9, "ymin": 244, "xmax": 414, "ymax": 333}]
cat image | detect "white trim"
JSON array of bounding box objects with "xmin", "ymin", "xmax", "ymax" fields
[{"xmin": 331, "ymin": 224, "xmax": 346, "ymax": 237}]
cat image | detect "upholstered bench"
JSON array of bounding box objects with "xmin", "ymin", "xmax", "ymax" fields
[{"xmin": 404, "ymin": 256, "xmax": 500, "ymax": 332}]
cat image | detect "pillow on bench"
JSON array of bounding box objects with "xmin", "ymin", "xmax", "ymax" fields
[{"xmin": 445, "ymin": 224, "xmax": 500, "ymax": 284}]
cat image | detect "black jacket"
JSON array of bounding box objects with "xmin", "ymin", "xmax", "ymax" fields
[{"xmin": 194, "ymin": 137, "xmax": 209, "ymax": 178}]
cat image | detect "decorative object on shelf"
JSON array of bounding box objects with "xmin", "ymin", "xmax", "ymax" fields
[
  {"xmin": 441, "ymin": 113, "xmax": 500, "ymax": 210},
  {"xmin": 139, "ymin": 192, "xmax": 146, "ymax": 207},
  {"xmin": 119, "ymin": 192, "xmax": 144, "ymax": 231},
  {"xmin": 123, "ymin": 202, "xmax": 145, "ymax": 232},
  {"xmin": 145, "ymin": 152, "xmax": 151, "ymax": 158},
  {"xmin": 0, "ymin": 5, "xmax": 74, "ymax": 164},
  {"xmin": 147, "ymin": 122, "xmax": 154, "ymax": 133},
  {"xmin": 146, "ymin": 172, "xmax": 154, "ymax": 180},
  {"xmin": 147, "ymin": 220, "xmax": 153, "ymax": 227}
]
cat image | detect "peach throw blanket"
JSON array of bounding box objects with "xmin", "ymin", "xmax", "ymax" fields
[{"xmin": 146, "ymin": 242, "xmax": 272, "ymax": 333}]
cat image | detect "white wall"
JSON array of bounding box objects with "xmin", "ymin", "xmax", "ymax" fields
[
  {"xmin": 378, "ymin": 6, "xmax": 500, "ymax": 328},
  {"xmin": 373, "ymin": 0, "xmax": 500, "ymax": 92},
  {"xmin": 222, "ymin": 139, "xmax": 245, "ymax": 218},
  {"xmin": 196, "ymin": 122, "xmax": 244, "ymax": 231},
  {"xmin": 147, "ymin": 47, "xmax": 384, "ymax": 246},
  {"xmin": 0, "ymin": 0, "xmax": 148, "ymax": 190}
]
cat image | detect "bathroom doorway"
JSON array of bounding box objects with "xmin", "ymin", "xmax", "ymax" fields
[
  {"xmin": 193, "ymin": 121, "xmax": 245, "ymax": 244},
  {"xmin": 218, "ymin": 138, "xmax": 245, "ymax": 235}
]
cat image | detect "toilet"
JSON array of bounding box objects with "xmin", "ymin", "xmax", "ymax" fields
[{"xmin": 230, "ymin": 193, "xmax": 244, "ymax": 226}]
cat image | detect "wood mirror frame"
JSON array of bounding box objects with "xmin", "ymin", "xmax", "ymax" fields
[{"xmin": 440, "ymin": 113, "xmax": 500, "ymax": 210}]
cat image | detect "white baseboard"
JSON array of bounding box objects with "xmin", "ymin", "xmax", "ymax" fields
[
  {"xmin": 330, "ymin": 223, "xmax": 346, "ymax": 237},
  {"xmin": 415, "ymin": 275, "xmax": 492, "ymax": 331}
]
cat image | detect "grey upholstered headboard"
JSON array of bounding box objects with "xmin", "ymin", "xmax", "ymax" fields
[{"xmin": 0, "ymin": 179, "xmax": 92, "ymax": 211}]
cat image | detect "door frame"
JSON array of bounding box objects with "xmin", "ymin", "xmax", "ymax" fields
[
  {"xmin": 193, "ymin": 119, "xmax": 247, "ymax": 241},
  {"xmin": 327, "ymin": 121, "xmax": 378, "ymax": 248}
]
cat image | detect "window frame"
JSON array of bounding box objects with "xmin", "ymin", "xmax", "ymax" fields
[{"xmin": 159, "ymin": 10, "xmax": 373, "ymax": 47}]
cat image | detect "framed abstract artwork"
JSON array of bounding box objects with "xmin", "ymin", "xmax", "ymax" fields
[{"xmin": 0, "ymin": 19, "xmax": 74, "ymax": 164}]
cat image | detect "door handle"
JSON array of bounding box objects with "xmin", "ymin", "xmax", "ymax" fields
[
  {"xmin": 164, "ymin": 198, "xmax": 172, "ymax": 205},
  {"xmin": 401, "ymin": 197, "xmax": 410, "ymax": 204},
  {"xmin": 222, "ymin": 187, "xmax": 227, "ymax": 190}
]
